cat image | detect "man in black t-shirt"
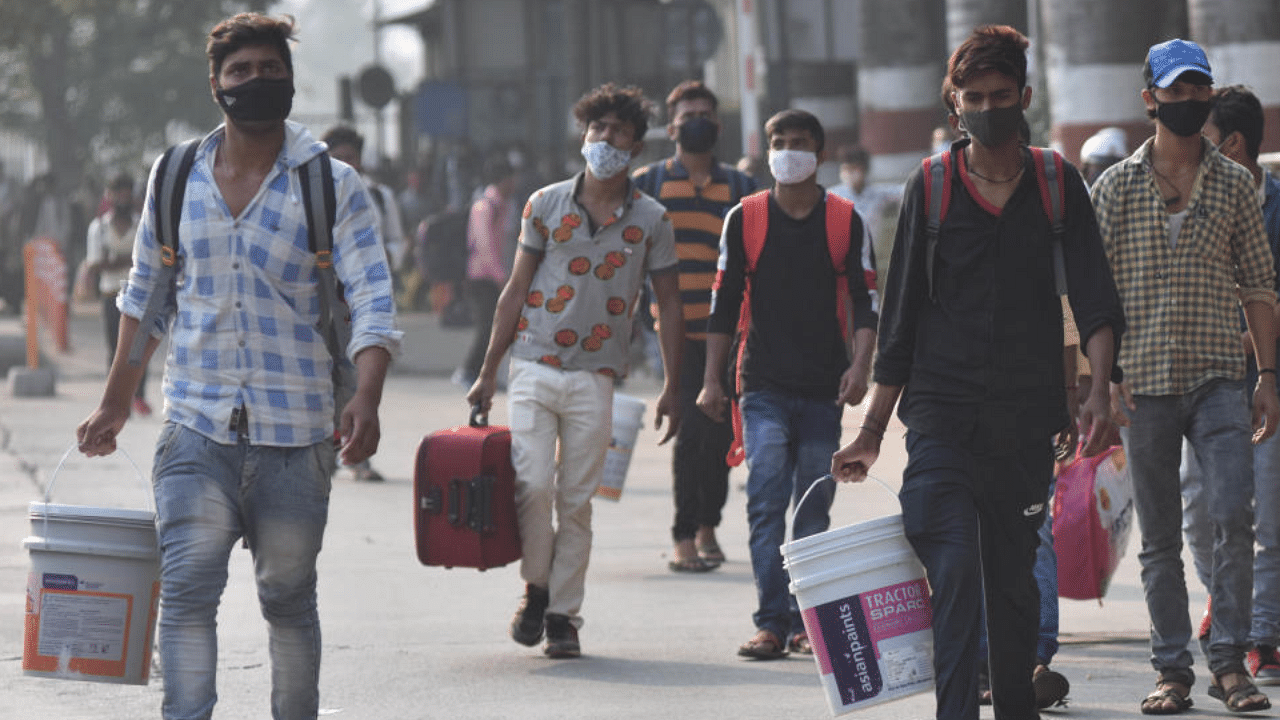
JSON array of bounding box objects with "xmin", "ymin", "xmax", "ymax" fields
[
  {"xmin": 832, "ymin": 26, "xmax": 1124, "ymax": 720},
  {"xmin": 699, "ymin": 109, "xmax": 878, "ymax": 660}
]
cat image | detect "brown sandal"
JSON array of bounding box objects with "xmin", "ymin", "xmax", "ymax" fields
[
  {"xmin": 737, "ymin": 629, "xmax": 787, "ymax": 660},
  {"xmin": 1209, "ymin": 672, "xmax": 1271, "ymax": 713}
]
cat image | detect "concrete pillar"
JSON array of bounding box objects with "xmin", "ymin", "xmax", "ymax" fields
[
  {"xmin": 945, "ymin": 0, "xmax": 1027, "ymax": 53},
  {"xmin": 1042, "ymin": 0, "xmax": 1188, "ymax": 164},
  {"xmin": 1190, "ymin": 0, "xmax": 1280, "ymax": 155},
  {"xmin": 857, "ymin": 0, "xmax": 948, "ymax": 182}
]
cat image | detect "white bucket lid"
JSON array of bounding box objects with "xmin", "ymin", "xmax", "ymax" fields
[
  {"xmin": 782, "ymin": 514, "xmax": 907, "ymax": 562},
  {"xmin": 28, "ymin": 502, "xmax": 156, "ymax": 529},
  {"xmin": 789, "ymin": 548, "xmax": 924, "ymax": 595}
]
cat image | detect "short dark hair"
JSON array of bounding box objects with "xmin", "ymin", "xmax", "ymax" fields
[
  {"xmin": 948, "ymin": 25, "xmax": 1029, "ymax": 92},
  {"xmin": 764, "ymin": 109, "xmax": 825, "ymax": 153},
  {"xmin": 665, "ymin": 80, "xmax": 718, "ymax": 121},
  {"xmin": 107, "ymin": 172, "xmax": 133, "ymax": 192},
  {"xmin": 836, "ymin": 144, "xmax": 870, "ymax": 168},
  {"xmin": 1210, "ymin": 85, "xmax": 1265, "ymax": 163},
  {"xmin": 941, "ymin": 76, "xmax": 957, "ymax": 116},
  {"xmin": 322, "ymin": 125, "xmax": 364, "ymax": 154},
  {"xmin": 572, "ymin": 83, "xmax": 653, "ymax": 141},
  {"xmin": 207, "ymin": 13, "xmax": 296, "ymax": 79}
]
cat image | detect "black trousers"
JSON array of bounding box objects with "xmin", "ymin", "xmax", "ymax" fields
[
  {"xmin": 900, "ymin": 429, "xmax": 1051, "ymax": 720},
  {"xmin": 102, "ymin": 293, "xmax": 145, "ymax": 399},
  {"xmin": 671, "ymin": 338, "xmax": 732, "ymax": 541},
  {"xmin": 463, "ymin": 279, "xmax": 500, "ymax": 377}
]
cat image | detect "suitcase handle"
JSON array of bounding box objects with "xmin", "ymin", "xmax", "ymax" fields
[
  {"xmin": 467, "ymin": 474, "xmax": 495, "ymax": 533},
  {"xmin": 469, "ymin": 404, "xmax": 488, "ymax": 428},
  {"xmin": 447, "ymin": 478, "xmax": 465, "ymax": 526}
]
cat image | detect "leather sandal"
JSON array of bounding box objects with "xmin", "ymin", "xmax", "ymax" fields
[
  {"xmin": 737, "ymin": 629, "xmax": 788, "ymax": 660},
  {"xmin": 1209, "ymin": 672, "xmax": 1271, "ymax": 713},
  {"xmin": 1141, "ymin": 681, "xmax": 1193, "ymax": 715}
]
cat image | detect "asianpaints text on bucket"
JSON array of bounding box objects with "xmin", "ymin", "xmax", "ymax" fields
[{"xmin": 781, "ymin": 477, "xmax": 934, "ymax": 715}]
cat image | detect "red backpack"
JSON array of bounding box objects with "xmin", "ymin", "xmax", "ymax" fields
[
  {"xmin": 923, "ymin": 146, "xmax": 1068, "ymax": 302},
  {"xmin": 722, "ymin": 190, "xmax": 861, "ymax": 467}
]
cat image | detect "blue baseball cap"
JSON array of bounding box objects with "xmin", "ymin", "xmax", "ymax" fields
[{"xmin": 1144, "ymin": 39, "xmax": 1213, "ymax": 89}]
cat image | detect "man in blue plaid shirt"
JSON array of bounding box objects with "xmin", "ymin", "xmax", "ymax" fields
[{"xmin": 76, "ymin": 13, "xmax": 400, "ymax": 720}]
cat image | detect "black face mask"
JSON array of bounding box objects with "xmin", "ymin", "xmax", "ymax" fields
[
  {"xmin": 959, "ymin": 104, "xmax": 1024, "ymax": 148},
  {"xmin": 216, "ymin": 76, "xmax": 294, "ymax": 123},
  {"xmin": 677, "ymin": 117, "xmax": 719, "ymax": 153},
  {"xmin": 1155, "ymin": 98, "xmax": 1212, "ymax": 138}
]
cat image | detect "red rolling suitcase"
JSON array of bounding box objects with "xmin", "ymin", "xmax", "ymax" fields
[{"xmin": 413, "ymin": 407, "xmax": 522, "ymax": 570}]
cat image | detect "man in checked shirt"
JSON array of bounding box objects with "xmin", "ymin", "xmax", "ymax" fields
[
  {"xmin": 76, "ymin": 13, "xmax": 400, "ymax": 720},
  {"xmin": 1092, "ymin": 39, "xmax": 1274, "ymax": 715}
]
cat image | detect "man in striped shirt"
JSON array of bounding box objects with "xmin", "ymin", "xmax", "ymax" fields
[
  {"xmin": 633, "ymin": 81, "xmax": 756, "ymax": 573},
  {"xmin": 1092, "ymin": 39, "xmax": 1275, "ymax": 714}
]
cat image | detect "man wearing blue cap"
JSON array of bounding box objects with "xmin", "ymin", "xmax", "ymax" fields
[{"xmin": 1091, "ymin": 38, "xmax": 1276, "ymax": 714}]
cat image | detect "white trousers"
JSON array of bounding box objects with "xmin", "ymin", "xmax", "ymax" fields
[{"xmin": 508, "ymin": 358, "xmax": 613, "ymax": 626}]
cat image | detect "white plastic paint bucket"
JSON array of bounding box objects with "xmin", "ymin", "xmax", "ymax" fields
[
  {"xmin": 782, "ymin": 476, "xmax": 934, "ymax": 715},
  {"xmin": 596, "ymin": 394, "xmax": 646, "ymax": 501},
  {"xmin": 22, "ymin": 447, "xmax": 160, "ymax": 685}
]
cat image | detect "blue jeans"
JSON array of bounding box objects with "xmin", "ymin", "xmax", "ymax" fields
[
  {"xmin": 1121, "ymin": 380, "xmax": 1256, "ymax": 682},
  {"xmin": 152, "ymin": 423, "xmax": 334, "ymax": 720},
  {"xmin": 740, "ymin": 389, "xmax": 840, "ymax": 640},
  {"xmin": 1182, "ymin": 430, "xmax": 1280, "ymax": 650},
  {"xmin": 901, "ymin": 430, "xmax": 1051, "ymax": 720},
  {"xmin": 979, "ymin": 480, "xmax": 1060, "ymax": 666}
]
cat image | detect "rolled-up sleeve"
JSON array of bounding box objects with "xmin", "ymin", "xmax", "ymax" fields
[
  {"xmin": 117, "ymin": 154, "xmax": 176, "ymax": 340},
  {"xmin": 333, "ymin": 167, "xmax": 403, "ymax": 360}
]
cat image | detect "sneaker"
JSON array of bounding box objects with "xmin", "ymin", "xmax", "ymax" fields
[
  {"xmin": 1198, "ymin": 596, "xmax": 1213, "ymax": 642},
  {"xmin": 1033, "ymin": 664, "xmax": 1070, "ymax": 709},
  {"xmin": 131, "ymin": 397, "xmax": 152, "ymax": 417},
  {"xmin": 509, "ymin": 584, "xmax": 549, "ymax": 646},
  {"xmin": 544, "ymin": 613, "xmax": 581, "ymax": 658},
  {"xmin": 1250, "ymin": 645, "xmax": 1280, "ymax": 686}
]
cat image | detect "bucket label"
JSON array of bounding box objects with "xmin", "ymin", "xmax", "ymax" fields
[
  {"xmin": 803, "ymin": 577, "xmax": 933, "ymax": 707},
  {"xmin": 42, "ymin": 573, "xmax": 78, "ymax": 591},
  {"xmin": 37, "ymin": 591, "xmax": 130, "ymax": 662}
]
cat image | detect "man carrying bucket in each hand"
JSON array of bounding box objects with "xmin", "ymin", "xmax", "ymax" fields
[{"xmin": 831, "ymin": 25, "xmax": 1125, "ymax": 720}]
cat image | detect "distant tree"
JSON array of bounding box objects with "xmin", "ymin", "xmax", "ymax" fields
[{"xmin": 0, "ymin": 0, "xmax": 270, "ymax": 193}]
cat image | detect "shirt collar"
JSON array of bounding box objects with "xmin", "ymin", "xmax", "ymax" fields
[{"xmin": 571, "ymin": 170, "xmax": 639, "ymax": 215}]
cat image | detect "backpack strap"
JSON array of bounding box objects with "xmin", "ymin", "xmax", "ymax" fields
[
  {"xmin": 298, "ymin": 153, "xmax": 354, "ymax": 429},
  {"xmin": 922, "ymin": 151, "xmax": 952, "ymax": 304},
  {"xmin": 127, "ymin": 137, "xmax": 201, "ymax": 366},
  {"xmin": 724, "ymin": 190, "xmax": 772, "ymax": 467},
  {"xmin": 1029, "ymin": 147, "xmax": 1069, "ymax": 296},
  {"xmin": 825, "ymin": 192, "xmax": 855, "ymax": 353}
]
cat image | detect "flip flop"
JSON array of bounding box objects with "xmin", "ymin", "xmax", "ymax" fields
[
  {"xmin": 697, "ymin": 541, "xmax": 726, "ymax": 565},
  {"xmin": 787, "ymin": 632, "xmax": 813, "ymax": 655},
  {"xmin": 738, "ymin": 630, "xmax": 788, "ymax": 660},
  {"xmin": 668, "ymin": 556, "xmax": 715, "ymax": 573}
]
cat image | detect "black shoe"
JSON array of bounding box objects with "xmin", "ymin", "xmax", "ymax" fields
[
  {"xmin": 1034, "ymin": 664, "xmax": 1070, "ymax": 709},
  {"xmin": 510, "ymin": 584, "xmax": 549, "ymax": 646},
  {"xmin": 544, "ymin": 613, "xmax": 581, "ymax": 658}
]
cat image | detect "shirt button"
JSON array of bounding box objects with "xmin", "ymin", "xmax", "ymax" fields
[
  {"xmin": 232, "ymin": 263, "xmax": 240, "ymax": 270},
  {"xmin": 238, "ymin": 340, "xmax": 245, "ymax": 347},
  {"xmin": 235, "ymin": 301, "xmax": 242, "ymax": 309}
]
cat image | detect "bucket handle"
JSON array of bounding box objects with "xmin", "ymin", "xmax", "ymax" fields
[
  {"xmin": 787, "ymin": 473, "xmax": 898, "ymax": 545},
  {"xmin": 42, "ymin": 442, "xmax": 153, "ymax": 509}
]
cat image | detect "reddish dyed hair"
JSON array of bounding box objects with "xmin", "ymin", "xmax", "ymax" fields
[{"xmin": 947, "ymin": 25, "xmax": 1029, "ymax": 92}]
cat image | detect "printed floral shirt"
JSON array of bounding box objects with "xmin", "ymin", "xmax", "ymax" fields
[
  {"xmin": 513, "ymin": 172, "xmax": 677, "ymax": 377},
  {"xmin": 1092, "ymin": 136, "xmax": 1274, "ymax": 396}
]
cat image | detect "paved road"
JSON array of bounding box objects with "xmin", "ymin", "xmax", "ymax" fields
[{"xmin": 0, "ymin": 310, "xmax": 1232, "ymax": 719}]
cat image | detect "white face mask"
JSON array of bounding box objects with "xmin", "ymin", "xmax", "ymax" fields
[
  {"xmin": 581, "ymin": 140, "xmax": 633, "ymax": 179},
  {"xmin": 768, "ymin": 149, "xmax": 818, "ymax": 185}
]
